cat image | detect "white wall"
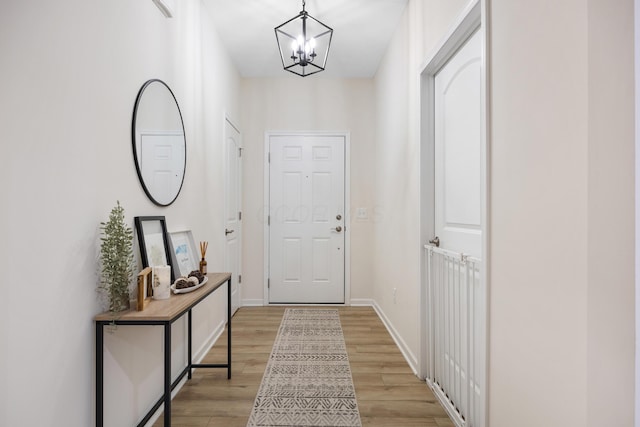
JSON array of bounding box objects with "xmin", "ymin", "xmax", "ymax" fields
[
  {"xmin": 636, "ymin": 0, "xmax": 640, "ymax": 423},
  {"xmin": 372, "ymin": 0, "xmax": 469, "ymax": 370},
  {"xmin": 490, "ymin": 0, "xmax": 634, "ymax": 426},
  {"xmin": 0, "ymin": 1, "xmax": 240, "ymax": 426},
  {"xmin": 239, "ymin": 77, "xmax": 376, "ymax": 305},
  {"xmin": 374, "ymin": 0, "xmax": 635, "ymax": 425},
  {"xmin": 586, "ymin": 0, "xmax": 634, "ymax": 425},
  {"xmin": 490, "ymin": 0, "xmax": 589, "ymax": 423}
]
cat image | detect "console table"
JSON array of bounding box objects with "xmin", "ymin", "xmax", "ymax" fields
[{"xmin": 95, "ymin": 272, "xmax": 232, "ymax": 427}]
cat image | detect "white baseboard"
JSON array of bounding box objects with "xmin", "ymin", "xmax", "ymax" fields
[
  {"xmin": 372, "ymin": 301, "xmax": 419, "ymax": 375},
  {"xmin": 242, "ymin": 299, "xmax": 264, "ymax": 306},
  {"xmin": 350, "ymin": 298, "xmax": 374, "ymax": 306}
]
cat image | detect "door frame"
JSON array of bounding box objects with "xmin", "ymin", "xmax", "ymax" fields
[
  {"xmin": 418, "ymin": 0, "xmax": 489, "ymax": 426},
  {"xmin": 223, "ymin": 114, "xmax": 242, "ymax": 314},
  {"xmin": 263, "ymin": 131, "xmax": 351, "ymax": 305}
]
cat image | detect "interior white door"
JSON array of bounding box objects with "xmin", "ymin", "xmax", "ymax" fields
[
  {"xmin": 430, "ymin": 27, "xmax": 483, "ymax": 426},
  {"xmin": 434, "ymin": 29, "xmax": 482, "ymax": 258},
  {"xmin": 268, "ymin": 135, "xmax": 345, "ymax": 303},
  {"xmin": 224, "ymin": 119, "xmax": 242, "ymax": 315},
  {"xmin": 140, "ymin": 132, "xmax": 185, "ymax": 206}
]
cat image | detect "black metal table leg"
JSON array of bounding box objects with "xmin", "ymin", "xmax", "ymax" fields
[
  {"xmin": 188, "ymin": 310, "xmax": 193, "ymax": 380},
  {"xmin": 96, "ymin": 322, "xmax": 104, "ymax": 427},
  {"xmin": 164, "ymin": 322, "xmax": 171, "ymax": 426},
  {"xmin": 227, "ymin": 277, "xmax": 232, "ymax": 379}
]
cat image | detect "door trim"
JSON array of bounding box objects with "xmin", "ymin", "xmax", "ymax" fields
[
  {"xmin": 263, "ymin": 131, "xmax": 351, "ymax": 305},
  {"xmin": 418, "ymin": 1, "xmax": 489, "ymax": 426},
  {"xmin": 223, "ymin": 114, "xmax": 242, "ymax": 314}
]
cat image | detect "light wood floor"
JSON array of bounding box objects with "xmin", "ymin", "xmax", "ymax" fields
[{"xmin": 153, "ymin": 306, "xmax": 454, "ymax": 427}]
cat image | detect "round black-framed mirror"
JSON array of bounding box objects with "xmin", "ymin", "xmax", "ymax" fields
[{"xmin": 132, "ymin": 79, "xmax": 186, "ymax": 207}]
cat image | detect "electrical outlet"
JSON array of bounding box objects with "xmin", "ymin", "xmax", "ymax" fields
[
  {"xmin": 356, "ymin": 207, "xmax": 368, "ymax": 220},
  {"xmin": 393, "ymin": 287, "xmax": 397, "ymax": 304}
]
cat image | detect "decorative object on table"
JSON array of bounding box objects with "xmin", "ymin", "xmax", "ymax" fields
[
  {"xmin": 99, "ymin": 201, "xmax": 135, "ymax": 313},
  {"xmin": 171, "ymin": 271, "xmax": 208, "ymax": 294},
  {"xmin": 134, "ymin": 216, "xmax": 176, "ymax": 282},
  {"xmin": 169, "ymin": 230, "xmax": 198, "ymax": 277},
  {"xmin": 152, "ymin": 265, "xmax": 171, "ymax": 300},
  {"xmin": 136, "ymin": 267, "xmax": 153, "ymax": 311},
  {"xmin": 131, "ymin": 79, "xmax": 186, "ymax": 206},
  {"xmin": 199, "ymin": 241, "xmax": 208, "ymax": 274},
  {"xmin": 274, "ymin": 0, "xmax": 333, "ymax": 77}
]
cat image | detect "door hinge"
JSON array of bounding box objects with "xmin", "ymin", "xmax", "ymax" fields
[
  {"xmin": 238, "ymin": 147, "xmax": 243, "ymax": 157},
  {"xmin": 268, "ymin": 215, "xmax": 270, "ymax": 226},
  {"xmin": 238, "ymin": 211, "xmax": 242, "ymax": 220},
  {"xmin": 239, "ymin": 274, "xmax": 242, "ymax": 284},
  {"xmin": 268, "ymin": 278, "xmax": 270, "ymax": 288},
  {"xmin": 268, "ymin": 152, "xmax": 271, "ymax": 163}
]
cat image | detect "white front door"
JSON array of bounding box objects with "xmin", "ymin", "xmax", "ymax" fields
[
  {"xmin": 224, "ymin": 118, "xmax": 242, "ymax": 315},
  {"xmin": 268, "ymin": 134, "xmax": 345, "ymax": 303},
  {"xmin": 434, "ymin": 29, "xmax": 482, "ymax": 258}
]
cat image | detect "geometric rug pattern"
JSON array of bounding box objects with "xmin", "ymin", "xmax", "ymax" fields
[{"xmin": 247, "ymin": 309, "xmax": 362, "ymax": 426}]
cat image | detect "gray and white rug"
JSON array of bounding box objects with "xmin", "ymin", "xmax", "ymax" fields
[{"xmin": 247, "ymin": 309, "xmax": 362, "ymax": 427}]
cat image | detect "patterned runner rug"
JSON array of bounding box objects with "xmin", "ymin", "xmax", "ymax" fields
[{"xmin": 247, "ymin": 309, "xmax": 362, "ymax": 427}]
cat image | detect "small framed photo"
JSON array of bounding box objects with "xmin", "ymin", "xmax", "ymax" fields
[
  {"xmin": 134, "ymin": 216, "xmax": 176, "ymax": 282},
  {"xmin": 169, "ymin": 230, "xmax": 198, "ymax": 278},
  {"xmin": 136, "ymin": 267, "xmax": 153, "ymax": 311}
]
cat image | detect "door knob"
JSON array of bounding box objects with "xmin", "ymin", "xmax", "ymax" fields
[
  {"xmin": 225, "ymin": 228, "xmax": 235, "ymax": 236},
  {"xmin": 336, "ymin": 214, "xmax": 342, "ymax": 220},
  {"xmin": 332, "ymin": 226, "xmax": 343, "ymax": 233},
  {"xmin": 429, "ymin": 236, "xmax": 440, "ymax": 247}
]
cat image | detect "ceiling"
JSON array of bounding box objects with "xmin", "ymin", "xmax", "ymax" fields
[{"xmin": 202, "ymin": 0, "xmax": 409, "ymax": 78}]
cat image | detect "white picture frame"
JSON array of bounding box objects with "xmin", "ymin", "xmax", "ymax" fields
[{"xmin": 169, "ymin": 230, "xmax": 198, "ymax": 278}]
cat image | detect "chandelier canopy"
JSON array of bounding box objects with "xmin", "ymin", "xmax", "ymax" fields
[{"xmin": 274, "ymin": 0, "xmax": 333, "ymax": 77}]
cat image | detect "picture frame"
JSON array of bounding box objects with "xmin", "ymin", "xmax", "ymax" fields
[
  {"xmin": 134, "ymin": 216, "xmax": 176, "ymax": 282},
  {"xmin": 136, "ymin": 267, "xmax": 153, "ymax": 311},
  {"xmin": 169, "ymin": 230, "xmax": 199, "ymax": 278}
]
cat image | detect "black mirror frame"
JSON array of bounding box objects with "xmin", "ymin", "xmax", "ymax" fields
[{"xmin": 131, "ymin": 79, "xmax": 187, "ymax": 207}]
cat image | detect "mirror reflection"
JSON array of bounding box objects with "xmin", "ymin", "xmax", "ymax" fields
[{"xmin": 132, "ymin": 79, "xmax": 186, "ymax": 206}]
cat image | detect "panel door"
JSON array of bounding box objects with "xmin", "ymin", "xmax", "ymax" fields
[
  {"xmin": 434, "ymin": 29, "xmax": 482, "ymax": 258},
  {"xmin": 224, "ymin": 119, "xmax": 242, "ymax": 315},
  {"xmin": 269, "ymin": 135, "xmax": 345, "ymax": 303},
  {"xmin": 140, "ymin": 132, "xmax": 185, "ymax": 206}
]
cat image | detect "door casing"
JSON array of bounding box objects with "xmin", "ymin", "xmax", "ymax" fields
[
  {"xmin": 224, "ymin": 115, "xmax": 242, "ymax": 315},
  {"xmin": 263, "ymin": 131, "xmax": 351, "ymax": 305}
]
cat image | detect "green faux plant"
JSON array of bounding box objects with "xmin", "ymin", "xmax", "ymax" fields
[{"xmin": 99, "ymin": 201, "xmax": 135, "ymax": 312}]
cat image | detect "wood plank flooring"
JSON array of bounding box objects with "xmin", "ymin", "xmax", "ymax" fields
[{"xmin": 153, "ymin": 306, "xmax": 454, "ymax": 427}]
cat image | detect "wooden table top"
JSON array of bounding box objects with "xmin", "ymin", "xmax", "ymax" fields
[{"xmin": 95, "ymin": 272, "xmax": 231, "ymax": 323}]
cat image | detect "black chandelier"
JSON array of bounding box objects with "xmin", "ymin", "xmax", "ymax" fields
[{"xmin": 274, "ymin": 0, "xmax": 333, "ymax": 77}]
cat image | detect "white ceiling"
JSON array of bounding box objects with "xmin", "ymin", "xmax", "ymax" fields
[{"xmin": 202, "ymin": 0, "xmax": 409, "ymax": 78}]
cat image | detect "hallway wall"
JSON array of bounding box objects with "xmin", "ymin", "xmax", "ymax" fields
[
  {"xmin": 372, "ymin": 0, "xmax": 470, "ymax": 370},
  {"xmin": 374, "ymin": 0, "xmax": 635, "ymax": 425},
  {"xmin": 239, "ymin": 77, "xmax": 376, "ymax": 305},
  {"xmin": 490, "ymin": 0, "xmax": 634, "ymax": 425},
  {"xmin": 0, "ymin": 1, "xmax": 240, "ymax": 426}
]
